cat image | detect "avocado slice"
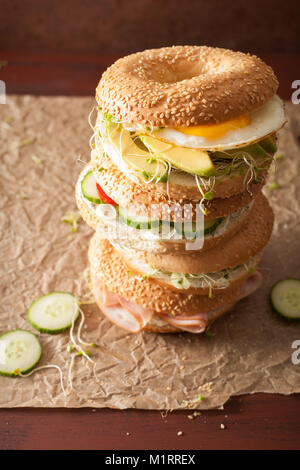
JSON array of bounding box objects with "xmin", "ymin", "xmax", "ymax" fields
[
  {"xmin": 240, "ymin": 143, "xmax": 268, "ymax": 158},
  {"xmin": 213, "ymin": 142, "xmax": 268, "ymax": 160},
  {"xmin": 259, "ymin": 136, "xmax": 277, "ymax": 154},
  {"xmin": 107, "ymin": 123, "xmax": 168, "ymax": 182},
  {"xmin": 140, "ymin": 135, "xmax": 217, "ymax": 177}
]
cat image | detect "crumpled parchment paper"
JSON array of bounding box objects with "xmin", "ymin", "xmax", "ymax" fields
[{"xmin": 0, "ymin": 95, "xmax": 299, "ymax": 409}]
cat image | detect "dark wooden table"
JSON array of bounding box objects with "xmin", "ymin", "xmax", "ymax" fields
[{"xmin": 0, "ymin": 50, "xmax": 300, "ymax": 451}]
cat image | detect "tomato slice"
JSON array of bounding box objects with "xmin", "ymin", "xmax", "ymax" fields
[{"xmin": 96, "ymin": 183, "xmax": 118, "ymax": 206}]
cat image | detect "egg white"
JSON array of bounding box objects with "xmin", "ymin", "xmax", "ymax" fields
[{"xmin": 154, "ymin": 95, "xmax": 286, "ymax": 151}]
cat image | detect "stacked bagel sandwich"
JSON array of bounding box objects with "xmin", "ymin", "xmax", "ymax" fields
[{"xmin": 76, "ymin": 46, "xmax": 286, "ymax": 334}]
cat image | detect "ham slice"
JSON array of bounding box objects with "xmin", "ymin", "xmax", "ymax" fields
[
  {"xmin": 158, "ymin": 272, "xmax": 262, "ymax": 334},
  {"xmin": 95, "ymin": 272, "xmax": 262, "ymax": 334},
  {"xmin": 118, "ymin": 296, "xmax": 154, "ymax": 328},
  {"xmin": 237, "ymin": 271, "xmax": 262, "ymax": 301},
  {"xmin": 94, "ymin": 282, "xmax": 154, "ymax": 333},
  {"xmin": 99, "ymin": 303, "xmax": 144, "ymax": 333},
  {"xmin": 159, "ymin": 312, "xmax": 208, "ymax": 334},
  {"xmin": 96, "ymin": 281, "xmax": 120, "ymax": 307}
]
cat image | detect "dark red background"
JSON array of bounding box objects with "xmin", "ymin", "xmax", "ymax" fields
[{"xmin": 1, "ymin": 0, "xmax": 299, "ymax": 54}]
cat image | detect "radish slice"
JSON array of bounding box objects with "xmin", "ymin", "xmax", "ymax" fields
[{"xmin": 96, "ymin": 183, "xmax": 118, "ymax": 206}]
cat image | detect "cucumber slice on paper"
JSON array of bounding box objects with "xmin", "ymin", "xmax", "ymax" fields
[
  {"xmin": 0, "ymin": 329, "xmax": 42, "ymax": 377},
  {"xmin": 270, "ymin": 278, "xmax": 300, "ymax": 320},
  {"xmin": 28, "ymin": 292, "xmax": 79, "ymax": 334},
  {"xmin": 81, "ymin": 170, "xmax": 101, "ymax": 204}
]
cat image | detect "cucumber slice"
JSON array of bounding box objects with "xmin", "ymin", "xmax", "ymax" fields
[
  {"xmin": 118, "ymin": 206, "xmax": 160, "ymax": 230},
  {"xmin": 28, "ymin": 292, "xmax": 79, "ymax": 334},
  {"xmin": 270, "ymin": 278, "xmax": 300, "ymax": 320},
  {"xmin": 242, "ymin": 143, "xmax": 268, "ymax": 158},
  {"xmin": 213, "ymin": 142, "xmax": 269, "ymax": 160},
  {"xmin": 81, "ymin": 170, "xmax": 101, "ymax": 204},
  {"xmin": 0, "ymin": 329, "xmax": 42, "ymax": 377},
  {"xmin": 228, "ymin": 142, "xmax": 267, "ymax": 159},
  {"xmin": 204, "ymin": 218, "xmax": 223, "ymax": 235},
  {"xmin": 174, "ymin": 218, "xmax": 222, "ymax": 238}
]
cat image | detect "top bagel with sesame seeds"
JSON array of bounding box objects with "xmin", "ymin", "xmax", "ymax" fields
[{"xmin": 96, "ymin": 45, "xmax": 278, "ymax": 128}]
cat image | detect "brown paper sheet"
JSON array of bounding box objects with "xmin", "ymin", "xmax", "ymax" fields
[{"xmin": 0, "ymin": 95, "xmax": 299, "ymax": 410}]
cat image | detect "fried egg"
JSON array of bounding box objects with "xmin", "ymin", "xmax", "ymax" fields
[{"xmin": 154, "ymin": 95, "xmax": 286, "ymax": 150}]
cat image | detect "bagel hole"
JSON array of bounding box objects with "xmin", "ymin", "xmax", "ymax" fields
[
  {"xmin": 143, "ymin": 62, "xmax": 204, "ymax": 84},
  {"xmin": 162, "ymin": 72, "xmax": 200, "ymax": 84}
]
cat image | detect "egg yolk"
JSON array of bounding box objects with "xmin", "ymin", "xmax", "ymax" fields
[{"xmin": 176, "ymin": 114, "xmax": 251, "ymax": 140}]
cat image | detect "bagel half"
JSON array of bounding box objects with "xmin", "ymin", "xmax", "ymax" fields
[
  {"xmin": 76, "ymin": 163, "xmax": 256, "ymax": 253},
  {"xmin": 115, "ymin": 192, "xmax": 273, "ymax": 276},
  {"xmin": 93, "ymin": 121, "xmax": 273, "ymax": 200},
  {"xmin": 96, "ymin": 46, "xmax": 278, "ymax": 127},
  {"xmin": 92, "ymin": 151, "xmax": 266, "ymax": 220},
  {"xmin": 89, "ymin": 235, "xmax": 262, "ymax": 333},
  {"xmin": 90, "ymin": 235, "xmax": 256, "ymax": 315}
]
